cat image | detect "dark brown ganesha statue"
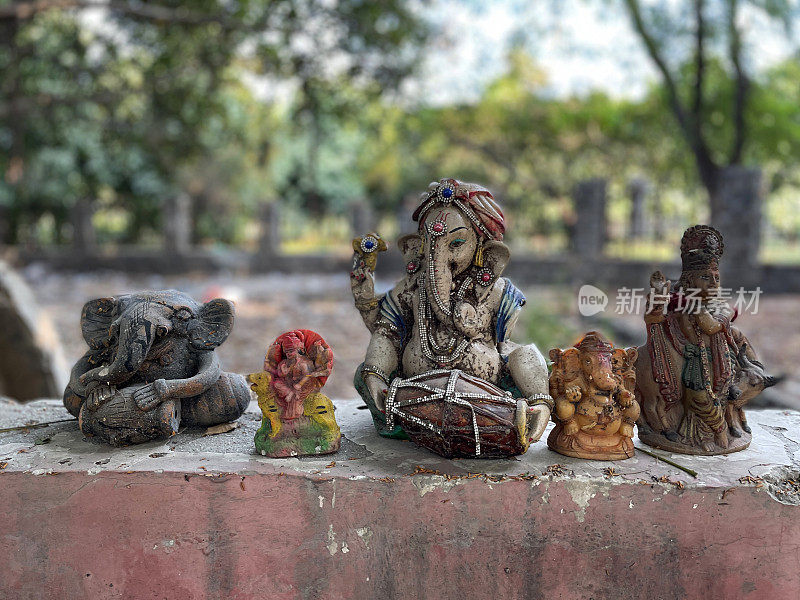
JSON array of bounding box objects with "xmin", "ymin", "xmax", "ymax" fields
[
  {"xmin": 350, "ymin": 178, "xmax": 552, "ymax": 458},
  {"xmin": 64, "ymin": 290, "xmax": 252, "ymax": 446},
  {"xmin": 548, "ymin": 332, "xmax": 639, "ymax": 460},
  {"xmin": 635, "ymin": 226, "xmax": 781, "ymax": 455}
]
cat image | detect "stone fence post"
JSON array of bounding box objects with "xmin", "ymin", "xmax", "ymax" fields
[
  {"xmin": 627, "ymin": 177, "xmax": 648, "ymax": 240},
  {"xmin": 571, "ymin": 178, "xmax": 608, "ymax": 258},
  {"xmin": 396, "ymin": 193, "xmax": 419, "ymax": 235},
  {"xmin": 71, "ymin": 198, "xmax": 96, "ymax": 254},
  {"xmin": 350, "ymin": 200, "xmax": 376, "ymax": 237},
  {"xmin": 0, "ymin": 205, "xmax": 9, "ymax": 246},
  {"xmin": 163, "ymin": 193, "xmax": 192, "ymax": 255},
  {"xmin": 713, "ymin": 166, "xmax": 762, "ymax": 288},
  {"xmin": 257, "ymin": 202, "xmax": 282, "ymax": 257}
]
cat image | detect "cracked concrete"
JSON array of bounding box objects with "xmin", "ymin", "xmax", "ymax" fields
[
  {"xmin": 2, "ymin": 397, "xmax": 800, "ymax": 600},
  {"xmin": 2, "ymin": 398, "xmax": 799, "ymax": 499}
]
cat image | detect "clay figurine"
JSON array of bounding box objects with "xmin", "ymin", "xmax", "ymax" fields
[
  {"xmin": 350, "ymin": 178, "xmax": 552, "ymax": 458},
  {"xmin": 248, "ymin": 330, "xmax": 340, "ymax": 457},
  {"xmin": 635, "ymin": 225, "xmax": 780, "ymax": 455},
  {"xmin": 548, "ymin": 332, "xmax": 639, "ymax": 460},
  {"xmin": 64, "ymin": 290, "xmax": 252, "ymax": 446}
]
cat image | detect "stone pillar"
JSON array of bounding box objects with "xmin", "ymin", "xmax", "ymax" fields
[
  {"xmin": 571, "ymin": 178, "xmax": 608, "ymax": 257},
  {"xmin": 627, "ymin": 177, "xmax": 648, "ymax": 239},
  {"xmin": 712, "ymin": 166, "xmax": 762, "ymax": 287},
  {"xmin": 350, "ymin": 200, "xmax": 376, "ymax": 237},
  {"xmin": 396, "ymin": 193, "xmax": 420, "ymax": 236},
  {"xmin": 0, "ymin": 205, "xmax": 9, "ymax": 246},
  {"xmin": 163, "ymin": 193, "xmax": 192, "ymax": 255},
  {"xmin": 257, "ymin": 202, "xmax": 281, "ymax": 257},
  {"xmin": 71, "ymin": 198, "xmax": 96, "ymax": 254}
]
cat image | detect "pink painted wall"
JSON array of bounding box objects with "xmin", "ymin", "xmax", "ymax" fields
[{"xmin": 1, "ymin": 471, "xmax": 797, "ymax": 600}]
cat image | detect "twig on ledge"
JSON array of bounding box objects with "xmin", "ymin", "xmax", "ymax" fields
[{"xmin": 636, "ymin": 445, "xmax": 698, "ymax": 478}]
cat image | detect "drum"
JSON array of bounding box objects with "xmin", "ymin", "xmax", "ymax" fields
[{"xmin": 386, "ymin": 369, "xmax": 528, "ymax": 458}]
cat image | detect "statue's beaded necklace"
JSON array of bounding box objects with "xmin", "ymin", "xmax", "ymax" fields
[{"xmin": 418, "ymin": 272, "xmax": 471, "ymax": 365}]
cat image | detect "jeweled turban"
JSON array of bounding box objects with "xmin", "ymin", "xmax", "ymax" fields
[{"xmin": 412, "ymin": 178, "xmax": 505, "ymax": 241}]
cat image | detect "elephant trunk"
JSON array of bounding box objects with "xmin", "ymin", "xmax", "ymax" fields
[
  {"xmin": 592, "ymin": 370, "xmax": 618, "ymax": 391},
  {"xmin": 98, "ymin": 310, "xmax": 158, "ymax": 385},
  {"xmin": 426, "ymin": 255, "xmax": 454, "ymax": 325}
]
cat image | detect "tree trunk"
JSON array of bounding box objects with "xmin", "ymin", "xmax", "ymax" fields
[
  {"xmin": 709, "ymin": 166, "xmax": 762, "ymax": 288},
  {"xmin": 570, "ymin": 178, "xmax": 608, "ymax": 258}
]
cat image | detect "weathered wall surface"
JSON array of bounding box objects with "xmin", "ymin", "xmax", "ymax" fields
[{"xmin": 1, "ymin": 399, "xmax": 799, "ymax": 600}]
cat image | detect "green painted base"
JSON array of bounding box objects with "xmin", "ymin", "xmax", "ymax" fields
[{"xmin": 254, "ymin": 417, "xmax": 340, "ymax": 458}]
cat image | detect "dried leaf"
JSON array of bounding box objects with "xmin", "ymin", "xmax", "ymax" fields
[{"xmin": 203, "ymin": 422, "xmax": 238, "ymax": 436}]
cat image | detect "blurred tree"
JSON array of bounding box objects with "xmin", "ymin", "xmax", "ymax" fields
[
  {"xmin": 0, "ymin": 0, "xmax": 431, "ymax": 242},
  {"xmin": 620, "ymin": 0, "xmax": 800, "ymax": 265},
  {"xmin": 356, "ymin": 48, "xmax": 689, "ymax": 247}
]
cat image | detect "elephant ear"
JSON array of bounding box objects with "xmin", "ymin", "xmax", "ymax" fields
[
  {"xmin": 548, "ymin": 348, "xmax": 565, "ymax": 395},
  {"xmin": 397, "ymin": 233, "xmax": 422, "ymax": 261},
  {"xmin": 190, "ymin": 298, "xmax": 235, "ymax": 351},
  {"xmin": 81, "ymin": 297, "xmax": 118, "ymax": 350},
  {"xmin": 611, "ymin": 348, "xmax": 627, "ymax": 371},
  {"xmin": 482, "ymin": 240, "xmax": 511, "ymax": 274},
  {"xmin": 561, "ymin": 348, "xmax": 582, "ymax": 380},
  {"xmin": 625, "ymin": 347, "xmax": 638, "ymax": 365}
]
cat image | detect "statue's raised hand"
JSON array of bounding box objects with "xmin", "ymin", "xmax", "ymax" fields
[
  {"xmin": 649, "ymin": 270, "xmax": 670, "ymax": 295},
  {"xmin": 350, "ymin": 234, "xmax": 387, "ymax": 315},
  {"xmin": 132, "ymin": 379, "xmax": 169, "ymax": 411}
]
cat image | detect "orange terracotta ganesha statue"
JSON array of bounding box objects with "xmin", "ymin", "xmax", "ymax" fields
[{"xmin": 548, "ymin": 332, "xmax": 640, "ymax": 460}]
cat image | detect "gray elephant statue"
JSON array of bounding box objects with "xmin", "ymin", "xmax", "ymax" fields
[
  {"xmin": 350, "ymin": 178, "xmax": 552, "ymax": 458},
  {"xmin": 63, "ymin": 290, "xmax": 252, "ymax": 446}
]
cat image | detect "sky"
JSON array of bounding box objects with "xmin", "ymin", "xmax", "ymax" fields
[
  {"xmin": 81, "ymin": 0, "xmax": 798, "ymax": 105},
  {"xmin": 409, "ymin": 0, "xmax": 798, "ymax": 104}
]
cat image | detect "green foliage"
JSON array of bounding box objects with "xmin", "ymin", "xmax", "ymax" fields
[
  {"xmin": 0, "ymin": 0, "xmax": 429, "ymax": 243},
  {"xmin": 1, "ymin": 1, "xmax": 799, "ymax": 252}
]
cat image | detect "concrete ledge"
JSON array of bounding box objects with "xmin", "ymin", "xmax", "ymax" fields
[{"xmin": 1, "ymin": 398, "xmax": 800, "ymax": 599}]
